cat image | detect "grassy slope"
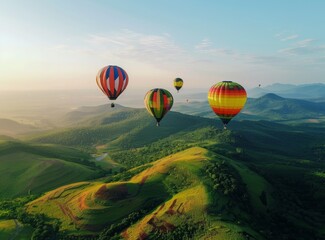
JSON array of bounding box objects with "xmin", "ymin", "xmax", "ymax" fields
[
  {"xmin": 0, "ymin": 141, "xmax": 100, "ymax": 199},
  {"xmin": 29, "ymin": 107, "xmax": 215, "ymax": 149},
  {"xmin": 27, "ymin": 147, "xmax": 267, "ymax": 239}
]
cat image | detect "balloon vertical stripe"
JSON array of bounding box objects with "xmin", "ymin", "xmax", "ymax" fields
[
  {"xmin": 144, "ymin": 88, "xmax": 174, "ymax": 125},
  {"xmin": 96, "ymin": 65, "xmax": 129, "ymax": 101}
]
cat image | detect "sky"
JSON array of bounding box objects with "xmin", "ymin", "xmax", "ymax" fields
[{"xmin": 1, "ymin": 0, "xmax": 325, "ymax": 92}]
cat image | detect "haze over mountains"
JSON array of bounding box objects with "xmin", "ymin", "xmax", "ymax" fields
[
  {"xmin": 0, "ymin": 83, "xmax": 324, "ymax": 135},
  {"xmin": 247, "ymin": 83, "xmax": 325, "ymax": 100}
]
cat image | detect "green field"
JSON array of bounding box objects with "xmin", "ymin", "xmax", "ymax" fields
[{"xmin": 0, "ymin": 141, "xmax": 102, "ymax": 199}]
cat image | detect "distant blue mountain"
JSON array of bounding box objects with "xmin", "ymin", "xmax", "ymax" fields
[
  {"xmin": 248, "ymin": 83, "xmax": 325, "ymax": 100},
  {"xmin": 242, "ymin": 93, "xmax": 325, "ymax": 121}
]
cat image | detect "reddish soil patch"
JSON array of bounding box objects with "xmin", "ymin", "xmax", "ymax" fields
[
  {"xmin": 121, "ymin": 230, "xmax": 129, "ymax": 239},
  {"xmin": 140, "ymin": 175, "xmax": 148, "ymax": 185},
  {"xmin": 176, "ymin": 202, "xmax": 185, "ymax": 214},
  {"xmin": 95, "ymin": 184, "xmax": 128, "ymax": 201},
  {"xmin": 147, "ymin": 217, "xmax": 175, "ymax": 233},
  {"xmin": 166, "ymin": 199, "xmax": 177, "ymax": 215},
  {"xmin": 78, "ymin": 193, "xmax": 88, "ymax": 210},
  {"xmin": 159, "ymin": 221, "xmax": 175, "ymax": 232},
  {"xmin": 139, "ymin": 232, "xmax": 148, "ymax": 240},
  {"xmin": 153, "ymin": 203, "xmax": 165, "ymax": 216}
]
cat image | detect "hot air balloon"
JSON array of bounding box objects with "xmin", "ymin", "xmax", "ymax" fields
[
  {"xmin": 144, "ymin": 88, "xmax": 174, "ymax": 126},
  {"xmin": 96, "ymin": 65, "xmax": 129, "ymax": 107},
  {"xmin": 208, "ymin": 81, "xmax": 247, "ymax": 129},
  {"xmin": 174, "ymin": 78, "xmax": 183, "ymax": 93}
]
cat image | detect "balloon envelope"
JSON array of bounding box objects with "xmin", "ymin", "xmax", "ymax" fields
[
  {"xmin": 144, "ymin": 88, "xmax": 174, "ymax": 126},
  {"xmin": 174, "ymin": 78, "xmax": 183, "ymax": 92},
  {"xmin": 208, "ymin": 81, "xmax": 247, "ymax": 127},
  {"xmin": 96, "ymin": 65, "xmax": 129, "ymax": 101}
]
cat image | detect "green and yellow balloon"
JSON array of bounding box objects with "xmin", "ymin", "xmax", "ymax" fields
[
  {"xmin": 173, "ymin": 78, "xmax": 183, "ymax": 93},
  {"xmin": 144, "ymin": 88, "xmax": 174, "ymax": 126}
]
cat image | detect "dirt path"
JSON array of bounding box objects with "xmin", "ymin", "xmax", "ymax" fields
[{"xmin": 54, "ymin": 201, "xmax": 79, "ymax": 224}]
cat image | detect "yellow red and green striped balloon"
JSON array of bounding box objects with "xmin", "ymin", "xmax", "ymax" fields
[
  {"xmin": 144, "ymin": 88, "xmax": 174, "ymax": 126},
  {"xmin": 208, "ymin": 81, "xmax": 247, "ymax": 128}
]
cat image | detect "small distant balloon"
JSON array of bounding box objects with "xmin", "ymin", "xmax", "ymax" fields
[
  {"xmin": 144, "ymin": 88, "xmax": 174, "ymax": 126},
  {"xmin": 173, "ymin": 78, "xmax": 183, "ymax": 93},
  {"xmin": 96, "ymin": 65, "xmax": 129, "ymax": 108},
  {"xmin": 208, "ymin": 81, "xmax": 247, "ymax": 129}
]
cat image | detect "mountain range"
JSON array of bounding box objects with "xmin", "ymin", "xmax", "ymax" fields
[{"xmin": 247, "ymin": 83, "xmax": 325, "ymax": 100}]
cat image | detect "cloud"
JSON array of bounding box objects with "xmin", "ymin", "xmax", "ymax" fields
[
  {"xmin": 296, "ymin": 38, "xmax": 315, "ymax": 46},
  {"xmin": 275, "ymin": 32, "xmax": 299, "ymax": 41},
  {"xmin": 51, "ymin": 29, "xmax": 190, "ymax": 68},
  {"xmin": 195, "ymin": 38, "xmax": 213, "ymax": 50},
  {"xmin": 195, "ymin": 39, "xmax": 236, "ymax": 56},
  {"xmin": 86, "ymin": 30, "xmax": 185, "ymax": 63},
  {"xmin": 280, "ymin": 34, "xmax": 299, "ymax": 41},
  {"xmin": 278, "ymin": 38, "xmax": 325, "ymax": 56},
  {"xmin": 52, "ymin": 31, "xmax": 325, "ymax": 73}
]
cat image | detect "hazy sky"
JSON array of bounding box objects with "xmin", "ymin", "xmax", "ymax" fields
[{"xmin": 1, "ymin": 0, "xmax": 325, "ymax": 91}]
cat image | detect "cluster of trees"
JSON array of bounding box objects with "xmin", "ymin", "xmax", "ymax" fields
[
  {"xmin": 104, "ymin": 165, "xmax": 151, "ymax": 183},
  {"xmin": 98, "ymin": 210, "xmax": 146, "ymax": 239},
  {"xmin": 0, "ymin": 196, "xmax": 35, "ymax": 219},
  {"xmin": 111, "ymin": 140, "xmax": 188, "ymax": 168},
  {"xmin": 163, "ymin": 167, "xmax": 195, "ymax": 194},
  {"xmin": 0, "ymin": 196, "xmax": 60, "ymax": 239},
  {"xmin": 204, "ymin": 161, "xmax": 248, "ymax": 203},
  {"xmin": 17, "ymin": 211, "xmax": 59, "ymax": 240},
  {"xmin": 109, "ymin": 126, "xmax": 231, "ymax": 169}
]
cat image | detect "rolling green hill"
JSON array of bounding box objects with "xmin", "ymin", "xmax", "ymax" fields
[
  {"xmin": 27, "ymin": 147, "xmax": 267, "ymax": 239},
  {"xmin": 244, "ymin": 93, "xmax": 325, "ymax": 120},
  {"xmin": 0, "ymin": 141, "xmax": 102, "ymax": 199},
  {"xmin": 25, "ymin": 143, "xmax": 325, "ymax": 240},
  {"xmin": 0, "ymin": 119, "xmax": 37, "ymax": 137},
  {"xmin": 30, "ymin": 107, "xmax": 216, "ymax": 149}
]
